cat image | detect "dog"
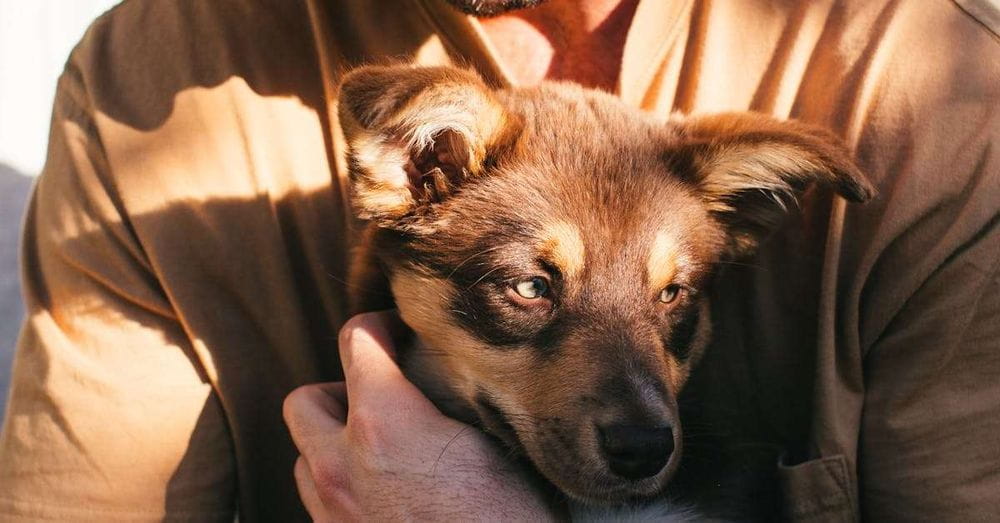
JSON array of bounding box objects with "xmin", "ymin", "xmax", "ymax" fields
[{"xmin": 338, "ymin": 64, "xmax": 873, "ymax": 519}]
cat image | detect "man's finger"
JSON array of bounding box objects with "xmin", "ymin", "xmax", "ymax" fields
[
  {"xmin": 338, "ymin": 309, "xmax": 411, "ymax": 364},
  {"xmin": 294, "ymin": 456, "xmax": 330, "ymax": 520},
  {"xmin": 284, "ymin": 382, "xmax": 348, "ymax": 460},
  {"xmin": 337, "ymin": 311, "xmax": 430, "ymax": 413},
  {"xmin": 314, "ymin": 381, "xmax": 348, "ymax": 415}
]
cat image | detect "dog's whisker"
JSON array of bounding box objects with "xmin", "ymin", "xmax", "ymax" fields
[
  {"xmin": 465, "ymin": 266, "xmax": 503, "ymax": 290},
  {"xmin": 711, "ymin": 260, "xmax": 762, "ymax": 269},
  {"xmin": 447, "ymin": 245, "xmax": 506, "ymax": 280},
  {"xmin": 325, "ymin": 271, "xmax": 393, "ymax": 295}
]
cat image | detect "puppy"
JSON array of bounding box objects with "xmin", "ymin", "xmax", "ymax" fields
[{"xmin": 338, "ymin": 65, "xmax": 873, "ymax": 517}]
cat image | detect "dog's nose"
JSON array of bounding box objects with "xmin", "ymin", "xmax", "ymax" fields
[{"xmin": 597, "ymin": 423, "xmax": 674, "ymax": 480}]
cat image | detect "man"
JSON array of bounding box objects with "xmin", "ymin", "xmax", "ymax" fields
[{"xmin": 1, "ymin": 0, "xmax": 997, "ymax": 520}]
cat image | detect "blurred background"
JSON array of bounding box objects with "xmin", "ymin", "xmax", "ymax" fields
[{"xmin": 0, "ymin": 0, "xmax": 121, "ymax": 417}]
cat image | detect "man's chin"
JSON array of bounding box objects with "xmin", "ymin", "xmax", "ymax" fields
[{"xmin": 442, "ymin": 0, "xmax": 547, "ymax": 17}]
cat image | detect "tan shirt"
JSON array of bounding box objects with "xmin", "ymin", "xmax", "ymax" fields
[{"xmin": 1, "ymin": 0, "xmax": 997, "ymax": 520}]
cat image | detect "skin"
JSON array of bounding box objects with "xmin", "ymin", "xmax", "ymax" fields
[
  {"xmin": 283, "ymin": 311, "xmax": 555, "ymax": 520},
  {"xmin": 284, "ymin": 0, "xmax": 644, "ymax": 519},
  {"xmin": 476, "ymin": 0, "xmax": 640, "ymax": 91}
]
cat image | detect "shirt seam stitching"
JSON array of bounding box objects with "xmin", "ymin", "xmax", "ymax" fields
[{"xmin": 950, "ymin": 0, "xmax": 1000, "ymax": 44}]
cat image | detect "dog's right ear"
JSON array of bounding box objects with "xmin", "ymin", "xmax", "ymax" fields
[{"xmin": 338, "ymin": 65, "xmax": 517, "ymax": 226}]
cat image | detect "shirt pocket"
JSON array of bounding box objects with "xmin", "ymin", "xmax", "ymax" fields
[{"xmin": 778, "ymin": 454, "xmax": 857, "ymax": 522}]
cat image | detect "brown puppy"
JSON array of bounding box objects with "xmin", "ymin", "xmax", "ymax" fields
[{"xmin": 339, "ymin": 65, "xmax": 873, "ymax": 510}]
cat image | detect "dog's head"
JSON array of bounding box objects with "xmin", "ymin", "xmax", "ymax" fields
[{"xmin": 338, "ymin": 65, "xmax": 873, "ymax": 504}]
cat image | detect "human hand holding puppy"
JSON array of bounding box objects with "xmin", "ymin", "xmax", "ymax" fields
[{"xmin": 283, "ymin": 311, "xmax": 553, "ymax": 521}]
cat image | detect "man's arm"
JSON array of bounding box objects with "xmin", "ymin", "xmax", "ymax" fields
[
  {"xmin": 0, "ymin": 57, "xmax": 236, "ymax": 521},
  {"xmin": 859, "ymin": 200, "xmax": 1000, "ymax": 519}
]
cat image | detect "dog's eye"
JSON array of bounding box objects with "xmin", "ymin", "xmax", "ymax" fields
[
  {"xmin": 659, "ymin": 284, "xmax": 682, "ymax": 304},
  {"xmin": 514, "ymin": 277, "xmax": 549, "ymax": 299}
]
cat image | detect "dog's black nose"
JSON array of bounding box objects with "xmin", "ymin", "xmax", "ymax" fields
[{"xmin": 598, "ymin": 423, "xmax": 674, "ymax": 480}]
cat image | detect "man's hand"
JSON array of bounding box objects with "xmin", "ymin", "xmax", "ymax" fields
[{"xmin": 283, "ymin": 311, "xmax": 554, "ymax": 521}]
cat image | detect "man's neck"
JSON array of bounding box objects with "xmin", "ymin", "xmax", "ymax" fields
[{"xmin": 477, "ymin": 0, "xmax": 640, "ymax": 92}]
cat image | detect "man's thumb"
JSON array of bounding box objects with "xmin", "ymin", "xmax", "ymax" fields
[{"xmin": 338, "ymin": 311, "xmax": 428, "ymax": 412}]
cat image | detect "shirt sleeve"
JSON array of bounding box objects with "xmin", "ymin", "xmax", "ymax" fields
[
  {"xmin": 852, "ymin": 17, "xmax": 1000, "ymax": 514},
  {"xmin": 0, "ymin": 52, "xmax": 237, "ymax": 522},
  {"xmin": 860, "ymin": 229, "xmax": 1000, "ymax": 519}
]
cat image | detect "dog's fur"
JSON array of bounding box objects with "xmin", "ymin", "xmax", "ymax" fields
[{"xmin": 339, "ymin": 65, "xmax": 873, "ymax": 517}]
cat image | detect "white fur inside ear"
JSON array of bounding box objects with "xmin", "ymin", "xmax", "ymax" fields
[
  {"xmin": 399, "ymin": 105, "xmax": 477, "ymax": 168},
  {"xmin": 354, "ymin": 134, "xmax": 410, "ymax": 188},
  {"xmin": 351, "ymin": 133, "xmax": 415, "ymax": 216},
  {"xmin": 340, "ymin": 67, "xmax": 512, "ymax": 222},
  {"xmin": 351, "ymin": 124, "xmax": 475, "ymax": 220}
]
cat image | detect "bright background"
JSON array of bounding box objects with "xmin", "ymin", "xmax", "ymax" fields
[
  {"xmin": 0, "ymin": 0, "xmax": 121, "ymax": 176},
  {"xmin": 0, "ymin": 0, "xmax": 121, "ymax": 416}
]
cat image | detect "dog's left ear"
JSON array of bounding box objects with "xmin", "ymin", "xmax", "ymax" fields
[
  {"xmin": 670, "ymin": 112, "xmax": 875, "ymax": 258},
  {"xmin": 338, "ymin": 65, "xmax": 518, "ymax": 226}
]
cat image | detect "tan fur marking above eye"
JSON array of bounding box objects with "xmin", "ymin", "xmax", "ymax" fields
[
  {"xmin": 648, "ymin": 230, "xmax": 679, "ymax": 292},
  {"xmin": 539, "ymin": 221, "xmax": 586, "ymax": 278}
]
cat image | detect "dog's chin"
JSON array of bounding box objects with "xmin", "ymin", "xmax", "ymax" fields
[
  {"xmin": 543, "ymin": 464, "xmax": 673, "ymax": 506},
  {"xmin": 398, "ymin": 354, "xmax": 675, "ymax": 504}
]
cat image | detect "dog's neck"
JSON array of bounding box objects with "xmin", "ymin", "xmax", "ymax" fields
[{"xmin": 477, "ymin": 0, "xmax": 640, "ymax": 92}]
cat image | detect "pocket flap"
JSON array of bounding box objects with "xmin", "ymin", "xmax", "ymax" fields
[{"xmin": 778, "ymin": 454, "xmax": 856, "ymax": 522}]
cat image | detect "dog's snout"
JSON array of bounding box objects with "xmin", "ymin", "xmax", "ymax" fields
[{"xmin": 597, "ymin": 423, "xmax": 674, "ymax": 480}]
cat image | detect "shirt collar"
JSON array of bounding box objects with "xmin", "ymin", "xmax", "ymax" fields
[{"xmin": 413, "ymin": 0, "xmax": 691, "ymax": 105}]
